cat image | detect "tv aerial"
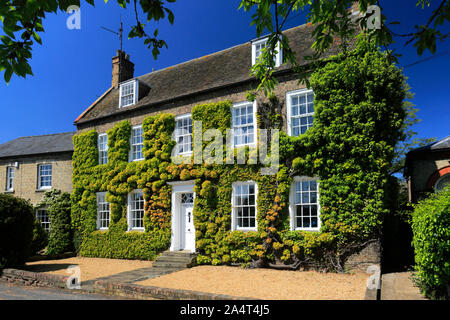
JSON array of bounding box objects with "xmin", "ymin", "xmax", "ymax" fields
[{"xmin": 101, "ymin": 17, "xmax": 124, "ymax": 52}]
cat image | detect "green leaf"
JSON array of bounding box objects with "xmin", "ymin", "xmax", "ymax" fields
[
  {"xmin": 4, "ymin": 66, "xmax": 13, "ymax": 84},
  {"xmin": 32, "ymin": 32, "xmax": 42, "ymax": 44}
]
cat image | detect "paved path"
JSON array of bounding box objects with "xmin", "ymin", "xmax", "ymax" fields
[
  {"xmin": 381, "ymin": 272, "xmax": 427, "ymax": 300},
  {"xmin": 79, "ymin": 266, "xmax": 184, "ymax": 293},
  {"xmin": 0, "ymin": 283, "xmax": 125, "ymax": 300}
]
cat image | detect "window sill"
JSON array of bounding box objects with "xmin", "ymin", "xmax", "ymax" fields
[
  {"xmin": 119, "ymin": 103, "xmax": 136, "ymax": 108},
  {"xmin": 294, "ymin": 228, "xmax": 320, "ymax": 232},
  {"xmin": 36, "ymin": 187, "xmax": 52, "ymax": 192},
  {"xmin": 175, "ymin": 152, "xmax": 193, "ymax": 157},
  {"xmin": 127, "ymin": 228, "xmax": 145, "ymax": 233},
  {"xmin": 234, "ymin": 228, "xmax": 257, "ymax": 232},
  {"xmin": 232, "ymin": 142, "xmax": 257, "ymax": 149},
  {"xmin": 3, "ymin": 190, "xmax": 14, "ymax": 194}
]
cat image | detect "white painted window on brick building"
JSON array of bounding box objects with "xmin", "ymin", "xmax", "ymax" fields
[
  {"xmin": 130, "ymin": 126, "xmax": 144, "ymax": 161},
  {"xmin": 36, "ymin": 208, "xmax": 50, "ymax": 232},
  {"xmin": 128, "ymin": 190, "xmax": 144, "ymax": 231},
  {"xmin": 98, "ymin": 134, "xmax": 108, "ymax": 165},
  {"xmin": 287, "ymin": 89, "xmax": 315, "ymax": 136},
  {"xmin": 119, "ymin": 79, "xmax": 138, "ymax": 108},
  {"xmin": 290, "ymin": 177, "xmax": 320, "ymax": 231},
  {"xmin": 232, "ymin": 102, "xmax": 257, "ymax": 147},
  {"xmin": 251, "ymin": 37, "xmax": 282, "ymax": 67},
  {"xmin": 96, "ymin": 192, "xmax": 110, "ymax": 230},
  {"xmin": 6, "ymin": 166, "xmax": 14, "ymax": 191},
  {"xmin": 174, "ymin": 114, "xmax": 193, "ymax": 155},
  {"xmin": 232, "ymin": 181, "xmax": 257, "ymax": 231},
  {"xmin": 37, "ymin": 164, "xmax": 52, "ymax": 189}
]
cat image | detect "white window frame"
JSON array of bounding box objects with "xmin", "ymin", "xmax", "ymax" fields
[
  {"xmin": 231, "ymin": 101, "xmax": 258, "ymax": 148},
  {"xmin": 129, "ymin": 125, "xmax": 144, "ymax": 162},
  {"xmin": 6, "ymin": 166, "xmax": 14, "ymax": 191},
  {"xmin": 98, "ymin": 133, "xmax": 108, "ymax": 165},
  {"xmin": 231, "ymin": 181, "xmax": 258, "ymax": 232},
  {"xmin": 251, "ymin": 37, "xmax": 282, "ymax": 67},
  {"xmin": 174, "ymin": 114, "xmax": 193, "ymax": 156},
  {"xmin": 36, "ymin": 207, "xmax": 50, "ymax": 232},
  {"xmin": 96, "ymin": 192, "xmax": 110, "ymax": 230},
  {"xmin": 289, "ymin": 176, "xmax": 320, "ymax": 231},
  {"xmin": 286, "ymin": 88, "xmax": 315, "ymax": 136},
  {"xmin": 37, "ymin": 164, "xmax": 52, "ymax": 190},
  {"xmin": 127, "ymin": 189, "xmax": 145, "ymax": 232},
  {"xmin": 119, "ymin": 79, "xmax": 139, "ymax": 108}
]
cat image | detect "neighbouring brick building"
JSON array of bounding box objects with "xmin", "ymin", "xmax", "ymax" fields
[
  {"xmin": 404, "ymin": 135, "xmax": 450, "ymax": 202},
  {"xmin": 0, "ymin": 132, "xmax": 74, "ymax": 231}
]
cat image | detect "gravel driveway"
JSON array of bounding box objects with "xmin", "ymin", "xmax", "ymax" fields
[{"xmin": 137, "ymin": 265, "xmax": 369, "ymax": 300}]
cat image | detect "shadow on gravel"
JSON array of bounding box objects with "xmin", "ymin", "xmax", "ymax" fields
[{"xmin": 22, "ymin": 263, "xmax": 75, "ymax": 273}]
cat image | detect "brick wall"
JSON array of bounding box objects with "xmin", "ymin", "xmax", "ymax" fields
[
  {"xmin": 0, "ymin": 152, "xmax": 73, "ymax": 205},
  {"xmin": 345, "ymin": 240, "xmax": 381, "ymax": 273},
  {"xmin": 77, "ymin": 73, "xmax": 304, "ymax": 134},
  {"xmin": 408, "ymin": 150, "xmax": 450, "ymax": 201}
]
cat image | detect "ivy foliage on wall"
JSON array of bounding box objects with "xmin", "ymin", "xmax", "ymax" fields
[
  {"xmin": 72, "ymin": 36, "xmax": 407, "ymax": 271},
  {"xmin": 37, "ymin": 189, "xmax": 73, "ymax": 255}
]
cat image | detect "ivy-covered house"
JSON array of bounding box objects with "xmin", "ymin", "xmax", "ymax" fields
[{"xmin": 72, "ymin": 22, "xmax": 407, "ymax": 272}]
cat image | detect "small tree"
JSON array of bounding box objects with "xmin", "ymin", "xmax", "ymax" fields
[
  {"xmin": 37, "ymin": 190, "xmax": 74, "ymax": 255},
  {"xmin": 30, "ymin": 220, "xmax": 48, "ymax": 255},
  {"xmin": 0, "ymin": 194, "xmax": 35, "ymax": 268},
  {"xmin": 412, "ymin": 187, "xmax": 450, "ymax": 300}
]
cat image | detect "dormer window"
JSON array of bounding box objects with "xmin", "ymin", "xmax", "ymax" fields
[
  {"xmin": 252, "ymin": 38, "xmax": 282, "ymax": 67},
  {"xmin": 119, "ymin": 79, "xmax": 139, "ymax": 108}
]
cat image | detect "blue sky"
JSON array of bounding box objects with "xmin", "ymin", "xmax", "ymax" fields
[{"xmin": 0, "ymin": 0, "xmax": 449, "ymax": 145}]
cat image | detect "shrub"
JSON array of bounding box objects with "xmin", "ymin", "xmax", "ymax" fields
[
  {"xmin": 411, "ymin": 187, "xmax": 450, "ymax": 300},
  {"xmin": 30, "ymin": 220, "xmax": 48, "ymax": 255},
  {"xmin": 0, "ymin": 194, "xmax": 35, "ymax": 268},
  {"xmin": 37, "ymin": 190, "xmax": 73, "ymax": 255}
]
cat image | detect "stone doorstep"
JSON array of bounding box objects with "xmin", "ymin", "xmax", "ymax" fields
[{"xmin": 0, "ymin": 268, "xmax": 254, "ymax": 300}]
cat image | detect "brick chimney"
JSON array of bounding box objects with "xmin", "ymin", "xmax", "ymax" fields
[{"xmin": 111, "ymin": 50, "xmax": 135, "ymax": 88}]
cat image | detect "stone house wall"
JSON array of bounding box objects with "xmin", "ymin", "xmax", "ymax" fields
[
  {"xmin": 76, "ymin": 73, "xmax": 304, "ymax": 135},
  {"xmin": 0, "ymin": 152, "xmax": 73, "ymax": 205}
]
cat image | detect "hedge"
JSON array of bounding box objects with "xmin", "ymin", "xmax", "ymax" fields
[{"xmin": 412, "ymin": 187, "xmax": 450, "ymax": 300}]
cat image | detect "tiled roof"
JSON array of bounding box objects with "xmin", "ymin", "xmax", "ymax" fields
[
  {"xmin": 0, "ymin": 132, "xmax": 75, "ymax": 159},
  {"xmin": 409, "ymin": 135, "xmax": 450, "ymax": 153},
  {"xmin": 75, "ymin": 23, "xmax": 340, "ymax": 124}
]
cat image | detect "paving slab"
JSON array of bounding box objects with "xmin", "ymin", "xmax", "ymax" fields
[{"xmin": 381, "ymin": 272, "xmax": 427, "ymax": 300}]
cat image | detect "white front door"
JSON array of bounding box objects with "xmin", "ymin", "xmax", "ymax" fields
[{"xmin": 179, "ymin": 192, "xmax": 195, "ymax": 252}]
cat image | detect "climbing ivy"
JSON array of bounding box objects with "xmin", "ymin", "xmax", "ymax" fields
[
  {"xmin": 37, "ymin": 190, "xmax": 73, "ymax": 255},
  {"xmin": 72, "ymin": 37, "xmax": 407, "ymax": 271}
]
